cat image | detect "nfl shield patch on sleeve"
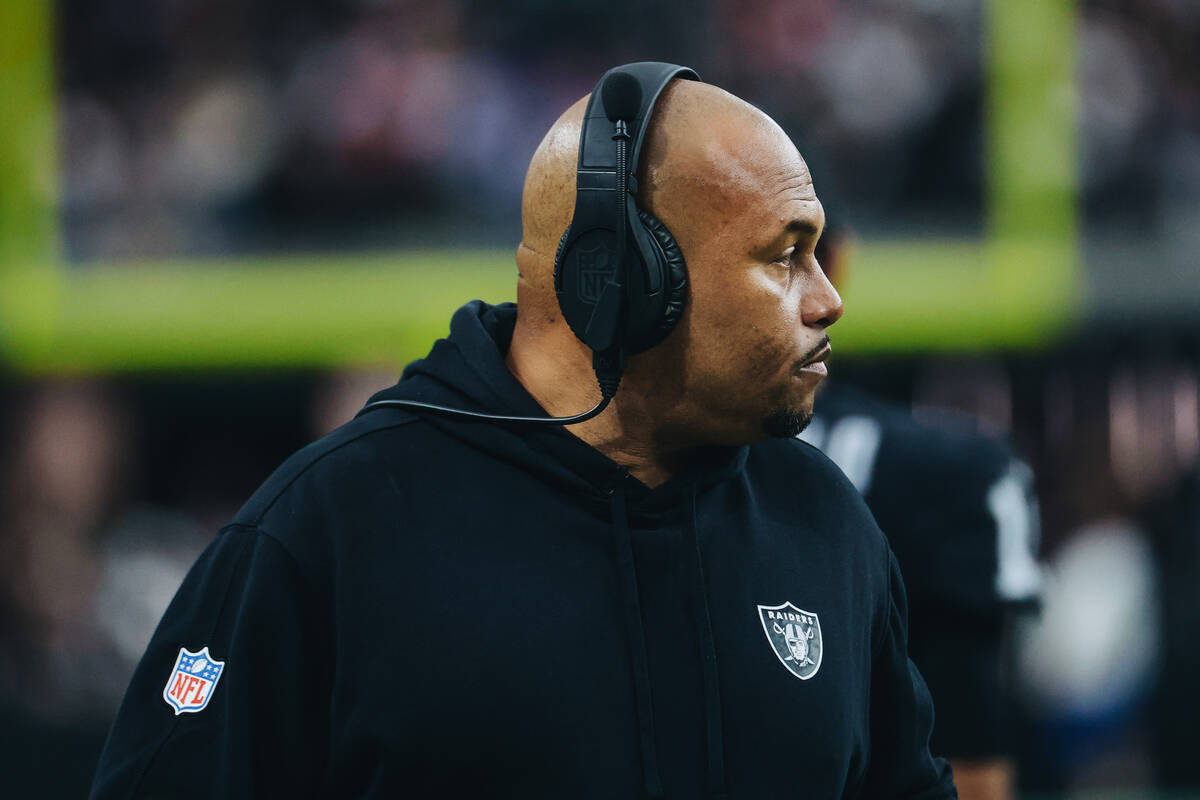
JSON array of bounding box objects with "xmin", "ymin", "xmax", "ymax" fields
[{"xmin": 162, "ymin": 646, "xmax": 225, "ymax": 715}]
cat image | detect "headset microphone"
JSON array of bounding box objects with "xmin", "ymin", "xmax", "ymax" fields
[
  {"xmin": 359, "ymin": 63, "xmax": 698, "ymax": 426},
  {"xmin": 601, "ymin": 70, "xmax": 644, "ymax": 122},
  {"xmin": 584, "ymin": 70, "xmax": 643, "ymax": 403}
]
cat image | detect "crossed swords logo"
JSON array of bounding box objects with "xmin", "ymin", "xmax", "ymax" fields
[{"xmin": 774, "ymin": 620, "xmax": 816, "ymax": 667}]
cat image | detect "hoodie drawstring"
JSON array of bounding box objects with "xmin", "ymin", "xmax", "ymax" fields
[
  {"xmin": 612, "ymin": 486, "xmax": 729, "ymax": 800},
  {"xmin": 685, "ymin": 488, "xmax": 730, "ymax": 800},
  {"xmin": 612, "ymin": 488, "xmax": 665, "ymax": 799}
]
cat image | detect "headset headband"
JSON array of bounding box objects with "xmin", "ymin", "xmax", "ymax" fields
[{"xmin": 577, "ymin": 62, "xmax": 700, "ymax": 182}]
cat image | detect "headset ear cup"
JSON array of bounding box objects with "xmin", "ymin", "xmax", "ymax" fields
[{"xmin": 634, "ymin": 208, "xmax": 688, "ymax": 349}]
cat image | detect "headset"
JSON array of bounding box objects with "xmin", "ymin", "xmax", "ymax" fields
[{"xmin": 360, "ymin": 62, "xmax": 699, "ymax": 425}]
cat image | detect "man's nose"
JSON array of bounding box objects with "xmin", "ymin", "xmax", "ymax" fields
[{"xmin": 802, "ymin": 260, "xmax": 844, "ymax": 330}]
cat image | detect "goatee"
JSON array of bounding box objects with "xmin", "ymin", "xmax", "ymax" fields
[{"xmin": 763, "ymin": 407, "xmax": 813, "ymax": 439}]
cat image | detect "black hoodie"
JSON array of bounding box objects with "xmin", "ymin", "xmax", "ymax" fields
[{"xmin": 91, "ymin": 301, "xmax": 955, "ymax": 799}]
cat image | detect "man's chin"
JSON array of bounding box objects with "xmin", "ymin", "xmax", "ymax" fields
[{"xmin": 763, "ymin": 407, "xmax": 814, "ymax": 439}]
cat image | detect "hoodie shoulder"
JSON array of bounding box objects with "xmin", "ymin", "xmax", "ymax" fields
[
  {"xmin": 232, "ymin": 408, "xmax": 420, "ymax": 527},
  {"xmin": 746, "ymin": 436, "xmax": 890, "ymax": 554},
  {"xmin": 225, "ymin": 408, "xmax": 424, "ymax": 592}
]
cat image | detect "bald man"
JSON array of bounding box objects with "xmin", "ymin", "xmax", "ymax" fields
[{"xmin": 92, "ymin": 66, "xmax": 956, "ymax": 799}]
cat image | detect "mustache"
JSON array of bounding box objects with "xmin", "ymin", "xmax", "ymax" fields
[{"xmin": 793, "ymin": 335, "xmax": 831, "ymax": 371}]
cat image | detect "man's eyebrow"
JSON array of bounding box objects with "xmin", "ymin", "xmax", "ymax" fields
[{"xmin": 784, "ymin": 219, "xmax": 821, "ymax": 236}]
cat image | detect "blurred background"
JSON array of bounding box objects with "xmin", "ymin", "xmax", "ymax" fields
[{"xmin": 2, "ymin": 0, "xmax": 1198, "ymax": 796}]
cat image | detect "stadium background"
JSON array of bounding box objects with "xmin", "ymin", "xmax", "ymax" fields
[{"xmin": 1, "ymin": 0, "xmax": 1198, "ymax": 796}]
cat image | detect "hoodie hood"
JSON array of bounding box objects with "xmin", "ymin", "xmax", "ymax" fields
[{"xmin": 361, "ymin": 300, "xmax": 748, "ymax": 518}]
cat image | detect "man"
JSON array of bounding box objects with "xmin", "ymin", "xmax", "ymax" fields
[
  {"xmin": 92, "ymin": 65, "xmax": 956, "ymax": 798},
  {"xmin": 803, "ymin": 229, "xmax": 1041, "ymax": 800}
]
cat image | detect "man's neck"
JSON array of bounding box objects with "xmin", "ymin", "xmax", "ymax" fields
[{"xmin": 505, "ymin": 325, "xmax": 683, "ymax": 488}]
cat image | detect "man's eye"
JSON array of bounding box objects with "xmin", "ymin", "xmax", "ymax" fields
[{"xmin": 774, "ymin": 247, "xmax": 796, "ymax": 266}]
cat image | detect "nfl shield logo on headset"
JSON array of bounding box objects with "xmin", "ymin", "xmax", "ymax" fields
[
  {"xmin": 162, "ymin": 646, "xmax": 226, "ymax": 715},
  {"xmin": 576, "ymin": 244, "xmax": 613, "ymax": 303}
]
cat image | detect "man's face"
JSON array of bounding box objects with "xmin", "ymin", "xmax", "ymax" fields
[{"xmin": 643, "ymin": 125, "xmax": 843, "ymax": 445}]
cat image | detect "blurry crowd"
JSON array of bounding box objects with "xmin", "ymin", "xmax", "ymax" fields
[
  {"xmin": 58, "ymin": 0, "xmax": 1200, "ymax": 259},
  {"xmin": 2, "ymin": 0, "xmax": 1196, "ymax": 796}
]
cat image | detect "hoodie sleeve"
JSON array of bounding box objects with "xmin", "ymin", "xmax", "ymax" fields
[
  {"xmin": 90, "ymin": 524, "xmax": 332, "ymax": 799},
  {"xmin": 861, "ymin": 546, "xmax": 958, "ymax": 799}
]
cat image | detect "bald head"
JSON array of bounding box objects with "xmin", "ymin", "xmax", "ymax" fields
[
  {"xmin": 517, "ymin": 80, "xmax": 816, "ymax": 297},
  {"xmin": 518, "ymin": 96, "xmax": 589, "ymax": 277}
]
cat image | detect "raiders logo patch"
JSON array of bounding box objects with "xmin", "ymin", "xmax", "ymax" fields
[{"xmin": 757, "ymin": 602, "xmax": 823, "ymax": 680}]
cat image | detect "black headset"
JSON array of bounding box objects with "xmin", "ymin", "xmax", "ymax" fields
[
  {"xmin": 554, "ymin": 61, "xmax": 698, "ymax": 386},
  {"xmin": 360, "ymin": 62, "xmax": 699, "ymax": 425}
]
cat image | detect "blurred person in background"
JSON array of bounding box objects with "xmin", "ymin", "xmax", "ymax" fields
[
  {"xmin": 1017, "ymin": 361, "xmax": 1188, "ymax": 793},
  {"xmin": 0, "ymin": 381, "xmax": 131, "ymax": 696},
  {"xmin": 0, "ymin": 380, "xmax": 211, "ymax": 797},
  {"xmin": 0, "ymin": 381, "xmax": 133, "ymax": 796},
  {"xmin": 90, "ymin": 66, "xmax": 956, "ymax": 798},
  {"xmin": 802, "ymin": 226, "xmax": 1042, "ymax": 800}
]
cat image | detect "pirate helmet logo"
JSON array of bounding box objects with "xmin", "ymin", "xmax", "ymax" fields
[{"xmin": 757, "ymin": 602, "xmax": 823, "ymax": 680}]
